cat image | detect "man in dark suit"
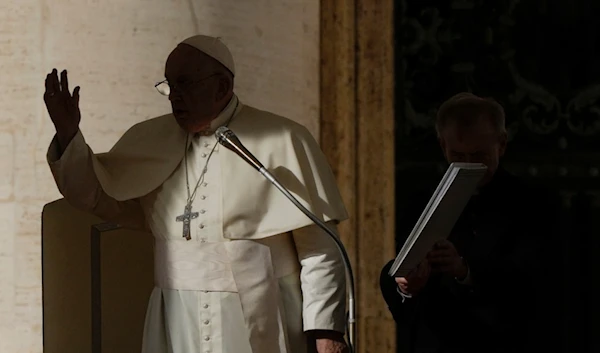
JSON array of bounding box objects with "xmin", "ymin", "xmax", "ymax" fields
[{"xmin": 380, "ymin": 93, "xmax": 560, "ymax": 353}]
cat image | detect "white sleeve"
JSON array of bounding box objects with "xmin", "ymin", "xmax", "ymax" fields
[
  {"xmin": 47, "ymin": 130, "xmax": 148, "ymax": 231},
  {"xmin": 292, "ymin": 222, "xmax": 347, "ymax": 333}
]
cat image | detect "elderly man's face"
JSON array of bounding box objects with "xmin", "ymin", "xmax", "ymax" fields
[
  {"xmin": 439, "ymin": 116, "xmax": 507, "ymax": 187},
  {"xmin": 164, "ymin": 44, "xmax": 231, "ymax": 133}
]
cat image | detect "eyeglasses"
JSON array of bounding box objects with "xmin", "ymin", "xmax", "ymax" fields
[{"xmin": 155, "ymin": 73, "xmax": 219, "ymax": 96}]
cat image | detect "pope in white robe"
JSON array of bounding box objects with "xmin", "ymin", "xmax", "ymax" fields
[{"xmin": 43, "ymin": 35, "xmax": 349, "ymax": 353}]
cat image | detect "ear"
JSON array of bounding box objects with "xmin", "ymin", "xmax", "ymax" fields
[
  {"xmin": 215, "ymin": 75, "xmax": 232, "ymax": 101},
  {"xmin": 498, "ymin": 132, "xmax": 507, "ymax": 156},
  {"xmin": 438, "ymin": 136, "xmax": 446, "ymax": 154}
]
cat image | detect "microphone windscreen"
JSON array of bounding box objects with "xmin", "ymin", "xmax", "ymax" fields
[{"xmin": 215, "ymin": 126, "xmax": 231, "ymax": 143}]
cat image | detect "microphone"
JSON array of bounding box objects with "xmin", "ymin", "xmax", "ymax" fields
[
  {"xmin": 215, "ymin": 126, "xmax": 357, "ymax": 353},
  {"xmin": 215, "ymin": 126, "xmax": 280, "ymax": 186},
  {"xmin": 215, "ymin": 126, "xmax": 265, "ymax": 172}
]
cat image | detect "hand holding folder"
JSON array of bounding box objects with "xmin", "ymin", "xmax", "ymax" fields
[{"xmin": 388, "ymin": 163, "xmax": 487, "ymax": 278}]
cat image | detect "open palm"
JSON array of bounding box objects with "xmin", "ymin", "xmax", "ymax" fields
[{"xmin": 43, "ymin": 69, "xmax": 81, "ymax": 146}]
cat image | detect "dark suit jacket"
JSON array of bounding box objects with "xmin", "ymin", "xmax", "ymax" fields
[{"xmin": 380, "ymin": 168, "xmax": 561, "ymax": 353}]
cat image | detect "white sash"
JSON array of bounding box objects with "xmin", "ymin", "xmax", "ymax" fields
[{"xmin": 153, "ymin": 235, "xmax": 300, "ymax": 353}]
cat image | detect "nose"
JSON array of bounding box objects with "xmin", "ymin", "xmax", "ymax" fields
[
  {"xmin": 169, "ymin": 90, "xmax": 182, "ymax": 102},
  {"xmin": 167, "ymin": 82, "xmax": 186, "ymax": 101}
]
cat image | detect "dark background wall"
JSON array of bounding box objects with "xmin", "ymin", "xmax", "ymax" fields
[{"xmin": 395, "ymin": 1, "xmax": 600, "ymax": 352}]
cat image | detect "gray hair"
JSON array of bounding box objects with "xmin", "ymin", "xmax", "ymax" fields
[{"xmin": 435, "ymin": 92, "xmax": 506, "ymax": 137}]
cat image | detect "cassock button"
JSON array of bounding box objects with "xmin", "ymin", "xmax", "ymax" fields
[
  {"xmin": 204, "ymin": 336, "xmax": 210, "ymax": 341},
  {"xmin": 200, "ymin": 209, "xmax": 206, "ymax": 214},
  {"xmin": 204, "ymin": 143, "xmax": 210, "ymax": 148},
  {"xmin": 203, "ymin": 304, "xmax": 209, "ymax": 309},
  {"xmin": 201, "ymin": 153, "xmax": 207, "ymax": 158},
  {"xmin": 201, "ymin": 195, "xmax": 207, "ymax": 200},
  {"xmin": 202, "ymin": 182, "xmax": 208, "ymax": 187},
  {"xmin": 200, "ymin": 237, "xmax": 207, "ymax": 243},
  {"xmin": 203, "ymin": 320, "xmax": 210, "ymax": 325},
  {"xmin": 199, "ymin": 224, "xmax": 205, "ymax": 229}
]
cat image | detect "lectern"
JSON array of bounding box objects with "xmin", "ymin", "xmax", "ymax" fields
[{"xmin": 41, "ymin": 199, "xmax": 154, "ymax": 353}]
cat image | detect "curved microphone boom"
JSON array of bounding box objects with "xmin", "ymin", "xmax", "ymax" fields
[
  {"xmin": 215, "ymin": 127, "xmax": 264, "ymax": 172},
  {"xmin": 215, "ymin": 126, "xmax": 357, "ymax": 353}
]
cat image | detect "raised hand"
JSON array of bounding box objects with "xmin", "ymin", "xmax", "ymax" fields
[{"xmin": 44, "ymin": 69, "xmax": 81, "ymax": 150}]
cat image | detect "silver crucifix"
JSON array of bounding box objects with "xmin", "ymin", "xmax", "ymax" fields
[{"xmin": 176, "ymin": 203, "xmax": 199, "ymax": 240}]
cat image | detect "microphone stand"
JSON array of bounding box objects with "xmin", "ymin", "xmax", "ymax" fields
[
  {"xmin": 260, "ymin": 171, "xmax": 356, "ymax": 352},
  {"xmin": 216, "ymin": 127, "xmax": 357, "ymax": 353}
]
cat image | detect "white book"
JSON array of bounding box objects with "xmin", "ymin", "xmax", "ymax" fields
[{"xmin": 388, "ymin": 162, "xmax": 488, "ymax": 277}]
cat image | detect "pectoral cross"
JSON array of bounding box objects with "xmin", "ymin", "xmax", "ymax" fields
[{"xmin": 176, "ymin": 203, "xmax": 199, "ymax": 240}]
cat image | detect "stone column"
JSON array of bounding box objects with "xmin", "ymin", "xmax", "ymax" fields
[{"xmin": 320, "ymin": 0, "xmax": 397, "ymax": 352}]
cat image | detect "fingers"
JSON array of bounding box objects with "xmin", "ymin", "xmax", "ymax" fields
[
  {"xmin": 44, "ymin": 69, "xmax": 69, "ymax": 94},
  {"xmin": 61, "ymin": 70, "xmax": 69, "ymax": 93},
  {"xmin": 395, "ymin": 278, "xmax": 409, "ymax": 294},
  {"xmin": 427, "ymin": 249, "xmax": 451, "ymax": 259},
  {"xmin": 44, "ymin": 69, "xmax": 59, "ymax": 101},
  {"xmin": 51, "ymin": 68, "xmax": 60, "ymax": 92},
  {"xmin": 418, "ymin": 266, "xmax": 430, "ymax": 279},
  {"xmin": 429, "ymin": 258, "xmax": 453, "ymax": 268},
  {"xmin": 395, "ymin": 277, "xmax": 408, "ymax": 285},
  {"xmin": 407, "ymin": 263, "xmax": 430, "ymax": 282},
  {"xmin": 44, "ymin": 70, "xmax": 57, "ymax": 101},
  {"xmin": 428, "ymin": 250, "xmax": 454, "ymax": 264},
  {"xmin": 45, "ymin": 69, "xmax": 79, "ymax": 106},
  {"xmin": 422, "ymin": 261, "xmax": 431, "ymax": 276},
  {"xmin": 430, "ymin": 265, "xmax": 451, "ymax": 274},
  {"xmin": 416, "ymin": 260, "xmax": 429, "ymax": 274},
  {"xmin": 44, "ymin": 73, "xmax": 53, "ymax": 93},
  {"xmin": 434, "ymin": 240, "xmax": 452, "ymax": 250},
  {"xmin": 72, "ymin": 86, "xmax": 80, "ymax": 106}
]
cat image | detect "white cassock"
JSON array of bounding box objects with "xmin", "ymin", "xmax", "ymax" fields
[{"xmin": 47, "ymin": 95, "xmax": 349, "ymax": 353}]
